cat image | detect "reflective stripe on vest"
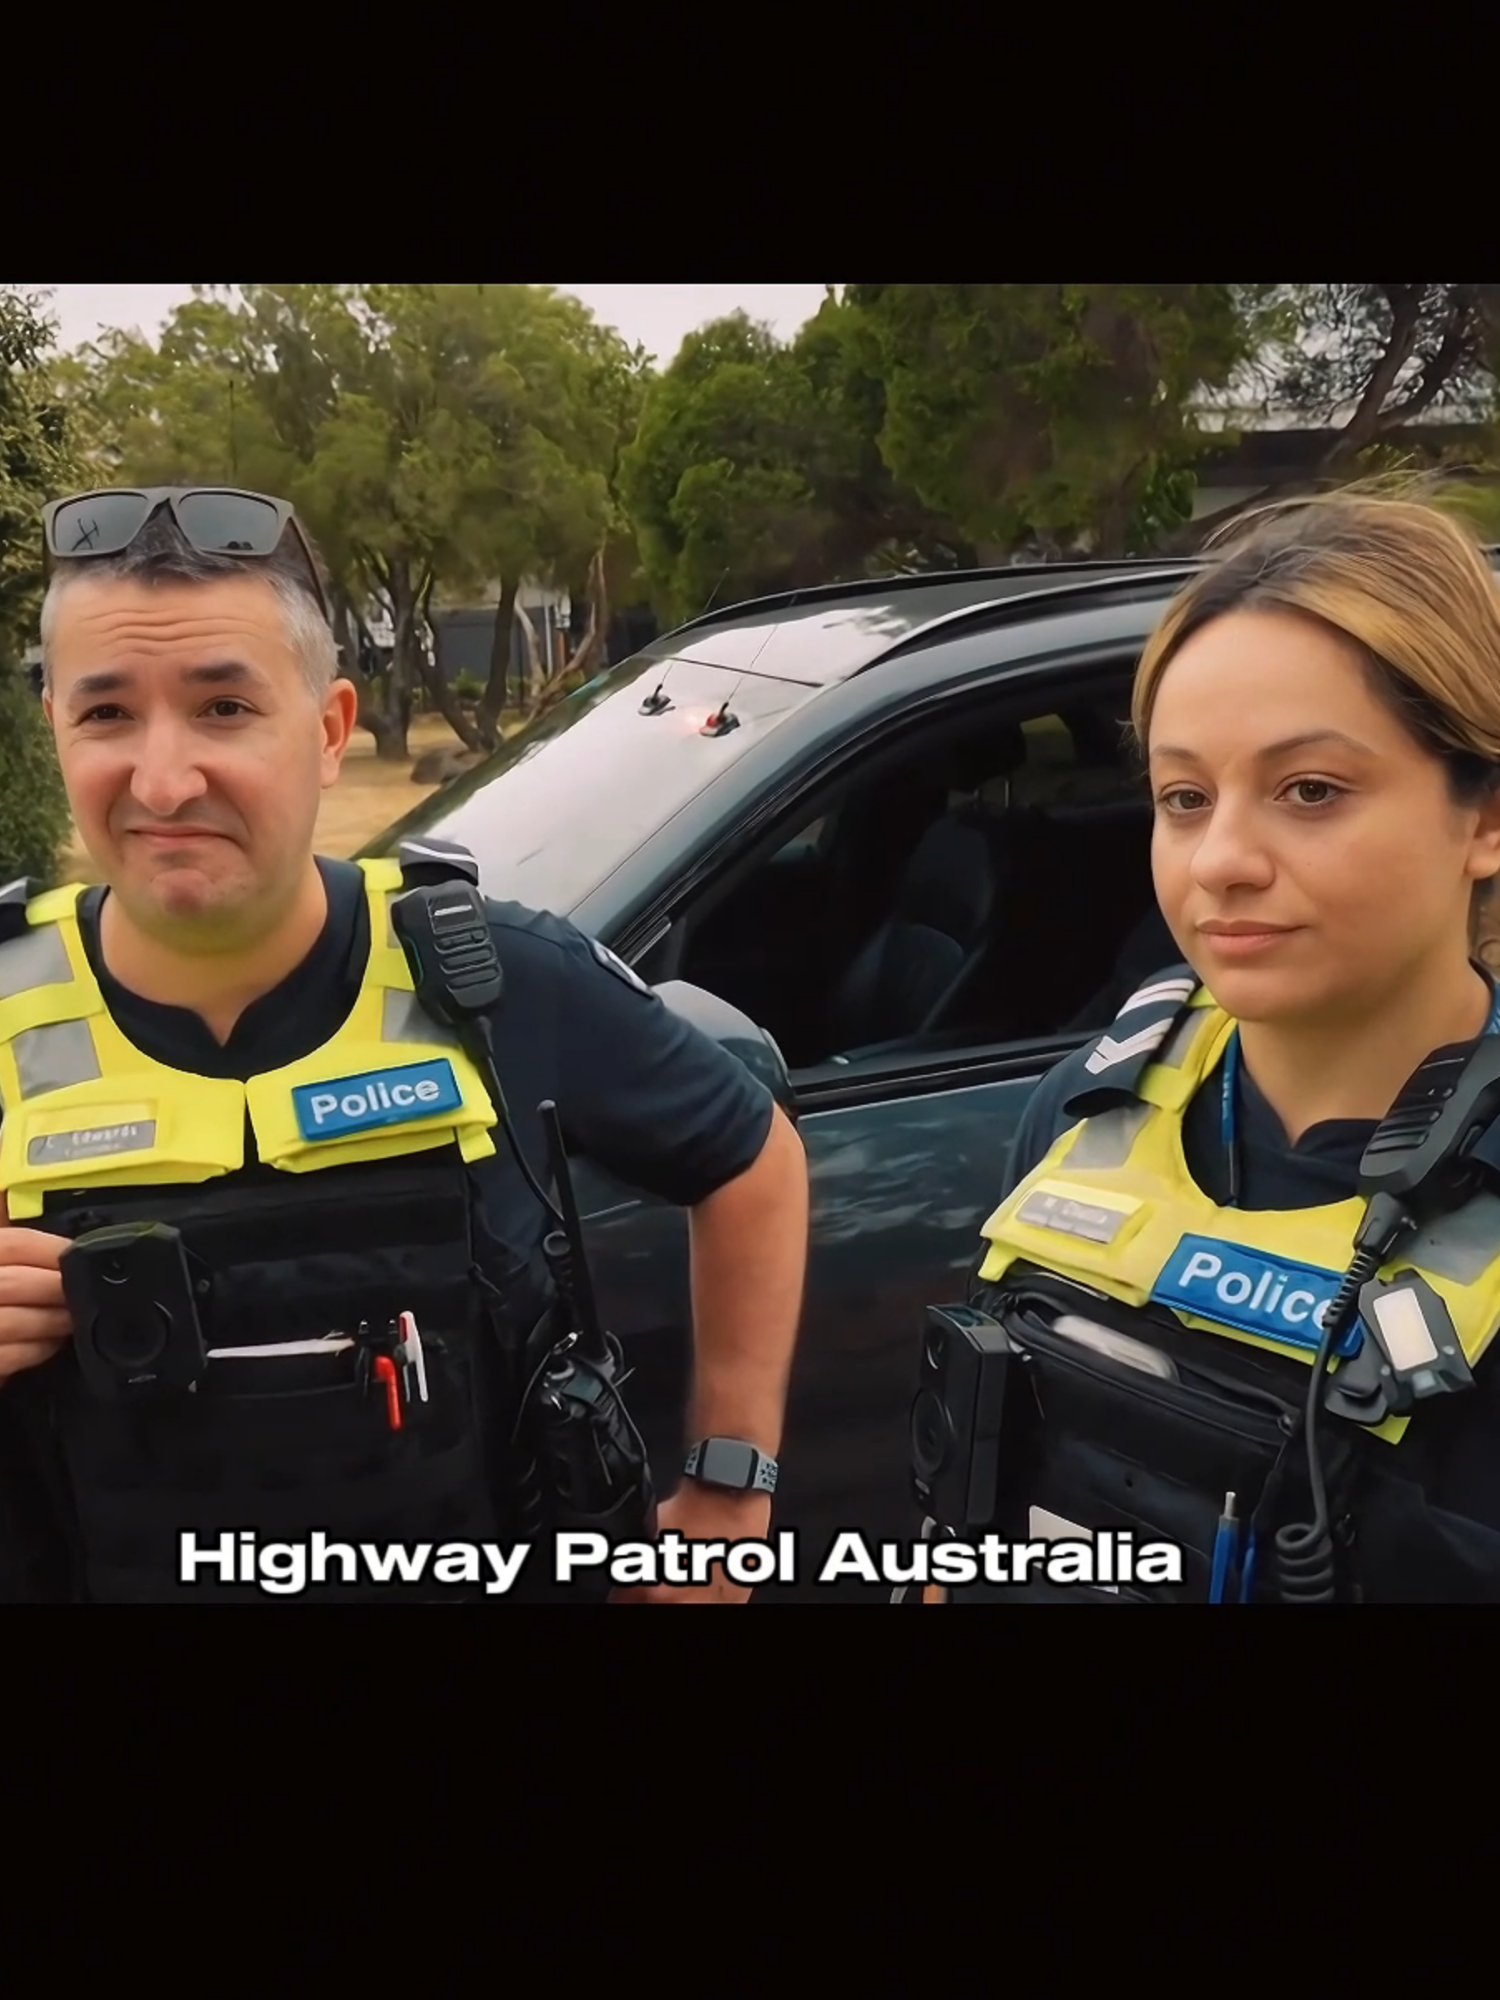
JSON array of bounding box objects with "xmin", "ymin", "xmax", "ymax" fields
[
  {"xmin": 975, "ymin": 987, "xmax": 1500, "ymax": 1446},
  {"xmin": 0, "ymin": 860, "xmax": 498, "ymax": 1219}
]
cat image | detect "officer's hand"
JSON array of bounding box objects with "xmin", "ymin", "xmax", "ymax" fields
[
  {"xmin": 0, "ymin": 1187, "xmax": 73, "ymax": 1383},
  {"xmin": 610, "ymin": 1486, "xmax": 773, "ymax": 1603}
]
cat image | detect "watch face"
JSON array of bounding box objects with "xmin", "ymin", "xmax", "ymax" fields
[
  {"xmin": 690, "ymin": 1439, "xmax": 776, "ymax": 1492},
  {"xmin": 701, "ymin": 1439, "xmax": 757, "ymax": 1487}
]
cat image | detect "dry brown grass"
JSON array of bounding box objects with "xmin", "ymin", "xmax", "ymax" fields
[{"xmin": 57, "ymin": 715, "xmax": 465, "ymax": 886}]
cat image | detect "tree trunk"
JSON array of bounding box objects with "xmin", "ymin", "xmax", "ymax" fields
[
  {"xmin": 414, "ymin": 574, "xmax": 484, "ymax": 752},
  {"xmin": 523, "ymin": 548, "xmax": 610, "ymax": 723},
  {"xmin": 369, "ymin": 556, "xmax": 422, "ymax": 763},
  {"xmin": 476, "ymin": 578, "xmax": 519, "ymax": 751},
  {"xmin": 1091, "ymin": 495, "xmax": 1131, "ymax": 558},
  {"xmin": 358, "ymin": 702, "xmax": 407, "ymax": 761},
  {"xmin": 515, "ymin": 601, "xmax": 542, "ymax": 700},
  {"xmin": 1317, "ymin": 286, "xmax": 1424, "ymax": 473},
  {"xmin": 333, "ymin": 583, "xmax": 410, "ymax": 760},
  {"xmin": 1154, "ymin": 290, "xmax": 1492, "ymax": 554}
]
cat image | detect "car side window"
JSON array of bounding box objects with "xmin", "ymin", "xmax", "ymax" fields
[
  {"xmin": 667, "ymin": 678, "xmax": 1159, "ymax": 1072},
  {"xmin": 770, "ymin": 814, "xmax": 831, "ymax": 863}
]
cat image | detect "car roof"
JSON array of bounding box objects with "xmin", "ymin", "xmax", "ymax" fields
[
  {"xmin": 634, "ymin": 547, "xmax": 1500, "ymax": 688},
  {"xmin": 636, "ymin": 561, "xmax": 1200, "ymax": 686}
]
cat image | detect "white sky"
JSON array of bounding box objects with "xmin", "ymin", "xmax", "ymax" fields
[{"xmin": 25, "ymin": 283, "xmax": 835, "ymax": 366}]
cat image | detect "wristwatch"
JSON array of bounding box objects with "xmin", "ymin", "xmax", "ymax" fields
[{"xmin": 682, "ymin": 1437, "xmax": 778, "ymax": 1495}]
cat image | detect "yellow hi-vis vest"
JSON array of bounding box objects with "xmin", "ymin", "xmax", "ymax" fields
[
  {"xmin": 974, "ymin": 985, "xmax": 1500, "ymax": 1447},
  {"xmin": 0, "ymin": 859, "xmax": 498, "ymax": 1217}
]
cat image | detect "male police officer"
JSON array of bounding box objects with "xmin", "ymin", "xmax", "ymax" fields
[{"xmin": 0, "ymin": 486, "xmax": 809, "ymax": 1604}]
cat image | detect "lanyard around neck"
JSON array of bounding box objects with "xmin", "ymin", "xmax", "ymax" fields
[{"xmin": 1220, "ymin": 987, "xmax": 1500, "ymax": 1208}]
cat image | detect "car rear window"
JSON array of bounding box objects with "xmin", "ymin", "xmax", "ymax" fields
[{"xmin": 358, "ymin": 651, "xmax": 818, "ymax": 914}]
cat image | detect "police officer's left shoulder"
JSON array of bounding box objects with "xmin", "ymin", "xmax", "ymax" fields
[
  {"xmin": 476, "ymin": 895, "xmax": 775, "ymax": 1204},
  {"xmin": 480, "ymin": 896, "xmax": 655, "ymax": 999},
  {"xmin": 1031, "ymin": 965, "xmax": 1206, "ymax": 1119}
]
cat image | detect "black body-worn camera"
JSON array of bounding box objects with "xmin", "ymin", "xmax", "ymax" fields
[
  {"xmin": 910, "ymin": 1303, "xmax": 1015, "ymax": 1535},
  {"xmin": 59, "ymin": 1221, "xmax": 207, "ymax": 1398}
]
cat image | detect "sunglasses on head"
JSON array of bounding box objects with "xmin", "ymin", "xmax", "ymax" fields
[{"xmin": 41, "ymin": 486, "xmax": 331, "ymax": 622}]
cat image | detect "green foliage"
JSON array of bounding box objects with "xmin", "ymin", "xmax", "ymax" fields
[
  {"xmin": 0, "ymin": 287, "xmax": 76, "ymax": 885},
  {"xmin": 620, "ymin": 314, "xmax": 829, "ymax": 622},
  {"xmin": 65, "ymin": 284, "xmax": 652, "ymax": 754},
  {"xmin": 67, "ymin": 284, "xmax": 646, "ymax": 603},
  {"xmin": 1423, "ymin": 472, "xmax": 1500, "ymax": 545},
  {"xmin": 57, "ymin": 279, "xmax": 1500, "ymax": 715},
  {"xmin": 618, "ymin": 307, "xmax": 968, "ymax": 624},
  {"xmin": 839, "ymin": 284, "xmax": 1255, "ymax": 555},
  {"xmin": 0, "ymin": 672, "xmax": 71, "ymax": 885},
  {"xmin": 0, "ymin": 288, "xmax": 76, "ymax": 654},
  {"xmin": 619, "ymin": 286, "xmax": 1274, "ymax": 607}
]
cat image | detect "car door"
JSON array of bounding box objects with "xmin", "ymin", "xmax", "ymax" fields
[{"xmin": 767, "ymin": 1044, "xmax": 1059, "ymax": 1599}]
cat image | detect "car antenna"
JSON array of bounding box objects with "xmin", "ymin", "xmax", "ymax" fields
[
  {"xmin": 640, "ymin": 663, "xmax": 674, "ymax": 714},
  {"xmin": 642, "ymin": 574, "xmax": 732, "ymax": 718},
  {"xmin": 702, "ymin": 673, "xmax": 744, "ymax": 738}
]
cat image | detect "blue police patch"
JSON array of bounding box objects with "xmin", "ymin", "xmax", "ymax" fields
[
  {"xmin": 292, "ymin": 1060, "xmax": 462, "ymax": 1142},
  {"xmin": 1152, "ymin": 1234, "xmax": 1364, "ymax": 1358}
]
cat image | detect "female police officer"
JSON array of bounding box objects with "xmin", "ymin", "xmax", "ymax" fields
[{"xmin": 920, "ymin": 485, "xmax": 1500, "ymax": 1604}]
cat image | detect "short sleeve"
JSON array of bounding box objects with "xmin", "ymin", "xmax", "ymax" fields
[{"xmin": 545, "ymin": 922, "xmax": 776, "ymax": 1207}]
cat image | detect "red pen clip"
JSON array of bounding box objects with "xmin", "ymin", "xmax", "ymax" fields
[{"xmin": 372, "ymin": 1354, "xmax": 403, "ymax": 1432}]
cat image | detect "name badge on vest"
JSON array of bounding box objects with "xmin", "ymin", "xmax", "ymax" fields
[
  {"xmin": 292, "ymin": 1060, "xmax": 463, "ymax": 1141},
  {"xmin": 1016, "ymin": 1187, "xmax": 1135, "ymax": 1246},
  {"xmin": 26, "ymin": 1118, "xmax": 158, "ymax": 1166},
  {"xmin": 1153, "ymin": 1234, "xmax": 1364, "ymax": 1359}
]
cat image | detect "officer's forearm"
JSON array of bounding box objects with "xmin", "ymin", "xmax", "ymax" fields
[{"xmin": 683, "ymin": 1106, "xmax": 808, "ymax": 1454}]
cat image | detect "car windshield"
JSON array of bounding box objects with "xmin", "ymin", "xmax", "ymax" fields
[{"xmin": 357, "ymin": 650, "xmax": 819, "ymax": 913}]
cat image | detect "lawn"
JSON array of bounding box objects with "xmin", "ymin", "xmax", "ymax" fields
[{"xmin": 57, "ymin": 715, "xmax": 467, "ymax": 885}]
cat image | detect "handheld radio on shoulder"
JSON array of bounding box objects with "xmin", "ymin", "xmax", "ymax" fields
[
  {"xmin": 388, "ymin": 851, "xmax": 560, "ymax": 1230},
  {"xmin": 387, "ymin": 856, "xmax": 504, "ymax": 1019},
  {"xmin": 1276, "ymin": 1027, "xmax": 1500, "ymax": 1604},
  {"xmin": 1323, "ymin": 1030, "xmax": 1500, "ymax": 1419},
  {"xmin": 388, "ymin": 839, "xmax": 656, "ymax": 1571},
  {"xmin": 1349, "ymin": 1033, "xmax": 1500, "ymax": 1239}
]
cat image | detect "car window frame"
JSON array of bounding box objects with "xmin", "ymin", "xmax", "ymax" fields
[{"xmin": 607, "ymin": 644, "xmax": 1150, "ymax": 1110}]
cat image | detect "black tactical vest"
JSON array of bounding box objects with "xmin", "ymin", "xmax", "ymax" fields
[{"xmin": 6, "ymin": 1155, "xmax": 541, "ymax": 1603}]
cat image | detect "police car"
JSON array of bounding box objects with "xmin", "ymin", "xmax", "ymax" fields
[{"xmin": 360, "ymin": 552, "xmax": 1500, "ymax": 1601}]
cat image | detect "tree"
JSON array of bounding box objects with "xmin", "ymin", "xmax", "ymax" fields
[
  {"xmin": 618, "ymin": 307, "xmax": 969, "ymax": 625},
  {"xmin": 0, "ymin": 287, "xmax": 75, "ymax": 885},
  {"xmin": 1257, "ymin": 285, "xmax": 1496, "ymax": 455},
  {"xmin": 1165, "ymin": 284, "xmax": 1500, "ymax": 547},
  {"xmin": 838, "ymin": 284, "xmax": 1258, "ymax": 557},
  {"xmin": 64, "ymin": 283, "xmax": 646, "ymax": 761},
  {"xmin": 439, "ymin": 287, "xmax": 653, "ymax": 739}
]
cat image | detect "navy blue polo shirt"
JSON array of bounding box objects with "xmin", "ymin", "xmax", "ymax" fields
[
  {"xmin": 0, "ymin": 859, "xmax": 776, "ymax": 1596},
  {"xmin": 44, "ymin": 857, "xmax": 776, "ymax": 1288},
  {"xmin": 991, "ymin": 981, "xmax": 1500, "ymax": 1536},
  {"xmin": 0, "ymin": 860, "xmax": 776, "ymax": 1360}
]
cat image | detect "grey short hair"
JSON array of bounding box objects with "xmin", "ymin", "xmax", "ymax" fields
[{"xmin": 38, "ymin": 504, "xmax": 341, "ymax": 699}]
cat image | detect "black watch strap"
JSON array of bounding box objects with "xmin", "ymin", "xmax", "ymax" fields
[{"xmin": 683, "ymin": 1437, "xmax": 778, "ymax": 1495}]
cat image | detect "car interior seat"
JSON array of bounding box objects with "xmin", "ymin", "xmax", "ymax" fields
[
  {"xmin": 1060, "ymin": 900, "xmax": 1185, "ymax": 1033},
  {"xmin": 821, "ymin": 722, "xmax": 1029, "ymax": 1060},
  {"xmin": 975, "ymin": 699, "xmax": 1157, "ymax": 1038}
]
